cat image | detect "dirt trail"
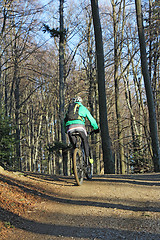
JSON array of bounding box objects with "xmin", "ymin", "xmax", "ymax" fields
[{"xmin": 0, "ymin": 168, "xmax": 160, "ymax": 240}]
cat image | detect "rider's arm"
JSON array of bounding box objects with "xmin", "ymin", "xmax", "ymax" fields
[{"xmin": 79, "ymin": 105, "xmax": 99, "ymax": 130}]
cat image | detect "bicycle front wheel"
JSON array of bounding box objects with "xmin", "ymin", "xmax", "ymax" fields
[{"xmin": 73, "ymin": 148, "xmax": 84, "ymax": 186}]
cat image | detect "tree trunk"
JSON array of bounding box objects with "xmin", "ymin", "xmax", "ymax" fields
[
  {"xmin": 14, "ymin": 76, "xmax": 21, "ymax": 170},
  {"xmin": 135, "ymin": 0, "xmax": 160, "ymax": 172},
  {"xmin": 59, "ymin": 0, "xmax": 67, "ymax": 175},
  {"xmin": 90, "ymin": 0, "xmax": 114, "ymax": 174},
  {"xmin": 30, "ymin": 105, "xmax": 34, "ymax": 171},
  {"xmin": 111, "ymin": 0, "xmax": 126, "ymax": 174},
  {"xmin": 13, "ymin": 42, "xmax": 21, "ymax": 171},
  {"xmin": 34, "ymin": 114, "xmax": 42, "ymax": 172}
]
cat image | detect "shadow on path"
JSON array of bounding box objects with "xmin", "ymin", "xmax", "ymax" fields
[
  {"xmin": 0, "ymin": 207, "xmax": 159, "ymax": 240},
  {"xmin": 0, "ymin": 174, "xmax": 160, "ymax": 213},
  {"xmin": 92, "ymin": 174, "xmax": 160, "ymax": 186},
  {"xmin": 23, "ymin": 172, "xmax": 160, "ymax": 186}
]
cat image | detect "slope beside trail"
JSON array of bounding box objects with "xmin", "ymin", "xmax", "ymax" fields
[{"xmin": 0, "ymin": 167, "xmax": 160, "ymax": 240}]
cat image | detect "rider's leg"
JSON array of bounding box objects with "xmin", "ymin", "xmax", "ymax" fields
[
  {"xmin": 78, "ymin": 130, "xmax": 89, "ymax": 162},
  {"xmin": 68, "ymin": 132, "xmax": 77, "ymax": 149}
]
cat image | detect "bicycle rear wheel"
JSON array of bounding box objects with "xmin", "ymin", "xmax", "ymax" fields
[{"xmin": 73, "ymin": 148, "xmax": 84, "ymax": 186}]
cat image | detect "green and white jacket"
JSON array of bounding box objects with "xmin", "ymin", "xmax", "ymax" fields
[{"xmin": 64, "ymin": 102, "xmax": 99, "ymax": 133}]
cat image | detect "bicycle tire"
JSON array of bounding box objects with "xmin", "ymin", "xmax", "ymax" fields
[
  {"xmin": 86, "ymin": 163, "xmax": 93, "ymax": 180},
  {"xmin": 73, "ymin": 148, "xmax": 84, "ymax": 186}
]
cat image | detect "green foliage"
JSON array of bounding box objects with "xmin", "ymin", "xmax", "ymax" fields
[
  {"xmin": 43, "ymin": 24, "xmax": 67, "ymax": 38},
  {"xmin": 129, "ymin": 139, "xmax": 152, "ymax": 173},
  {"xmin": 0, "ymin": 110, "xmax": 15, "ymax": 168},
  {"xmin": 4, "ymin": 221, "xmax": 14, "ymax": 229},
  {"xmin": 47, "ymin": 141, "xmax": 72, "ymax": 153}
]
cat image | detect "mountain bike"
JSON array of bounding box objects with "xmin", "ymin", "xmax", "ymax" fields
[{"xmin": 72, "ymin": 132, "xmax": 94, "ymax": 186}]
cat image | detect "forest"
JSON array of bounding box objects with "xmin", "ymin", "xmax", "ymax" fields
[{"xmin": 0, "ymin": 0, "xmax": 159, "ymax": 176}]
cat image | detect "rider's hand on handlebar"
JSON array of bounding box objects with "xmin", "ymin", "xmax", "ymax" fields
[
  {"xmin": 94, "ymin": 128, "xmax": 99, "ymax": 133},
  {"xmin": 90, "ymin": 128, "xmax": 99, "ymax": 135}
]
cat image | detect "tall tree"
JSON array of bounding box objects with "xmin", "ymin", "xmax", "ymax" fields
[
  {"xmin": 59, "ymin": 0, "xmax": 67, "ymax": 175},
  {"xmin": 111, "ymin": 0, "xmax": 126, "ymax": 174},
  {"xmin": 135, "ymin": 0, "xmax": 160, "ymax": 172},
  {"xmin": 90, "ymin": 0, "xmax": 114, "ymax": 173}
]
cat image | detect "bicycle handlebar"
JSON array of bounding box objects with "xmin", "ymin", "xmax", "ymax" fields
[{"xmin": 88, "ymin": 128, "xmax": 99, "ymax": 135}]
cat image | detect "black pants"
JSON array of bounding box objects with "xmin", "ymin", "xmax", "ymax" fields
[{"xmin": 67, "ymin": 125, "xmax": 89, "ymax": 158}]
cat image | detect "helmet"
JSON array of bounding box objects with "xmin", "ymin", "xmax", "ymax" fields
[{"xmin": 72, "ymin": 96, "xmax": 82, "ymax": 103}]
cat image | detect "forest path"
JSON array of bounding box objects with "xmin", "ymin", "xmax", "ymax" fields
[{"xmin": 0, "ymin": 169, "xmax": 160, "ymax": 240}]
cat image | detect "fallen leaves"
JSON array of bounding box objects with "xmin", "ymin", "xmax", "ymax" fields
[{"xmin": 0, "ymin": 174, "xmax": 41, "ymax": 239}]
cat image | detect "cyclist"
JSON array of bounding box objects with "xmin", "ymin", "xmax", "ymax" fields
[{"xmin": 64, "ymin": 96, "xmax": 99, "ymax": 165}]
